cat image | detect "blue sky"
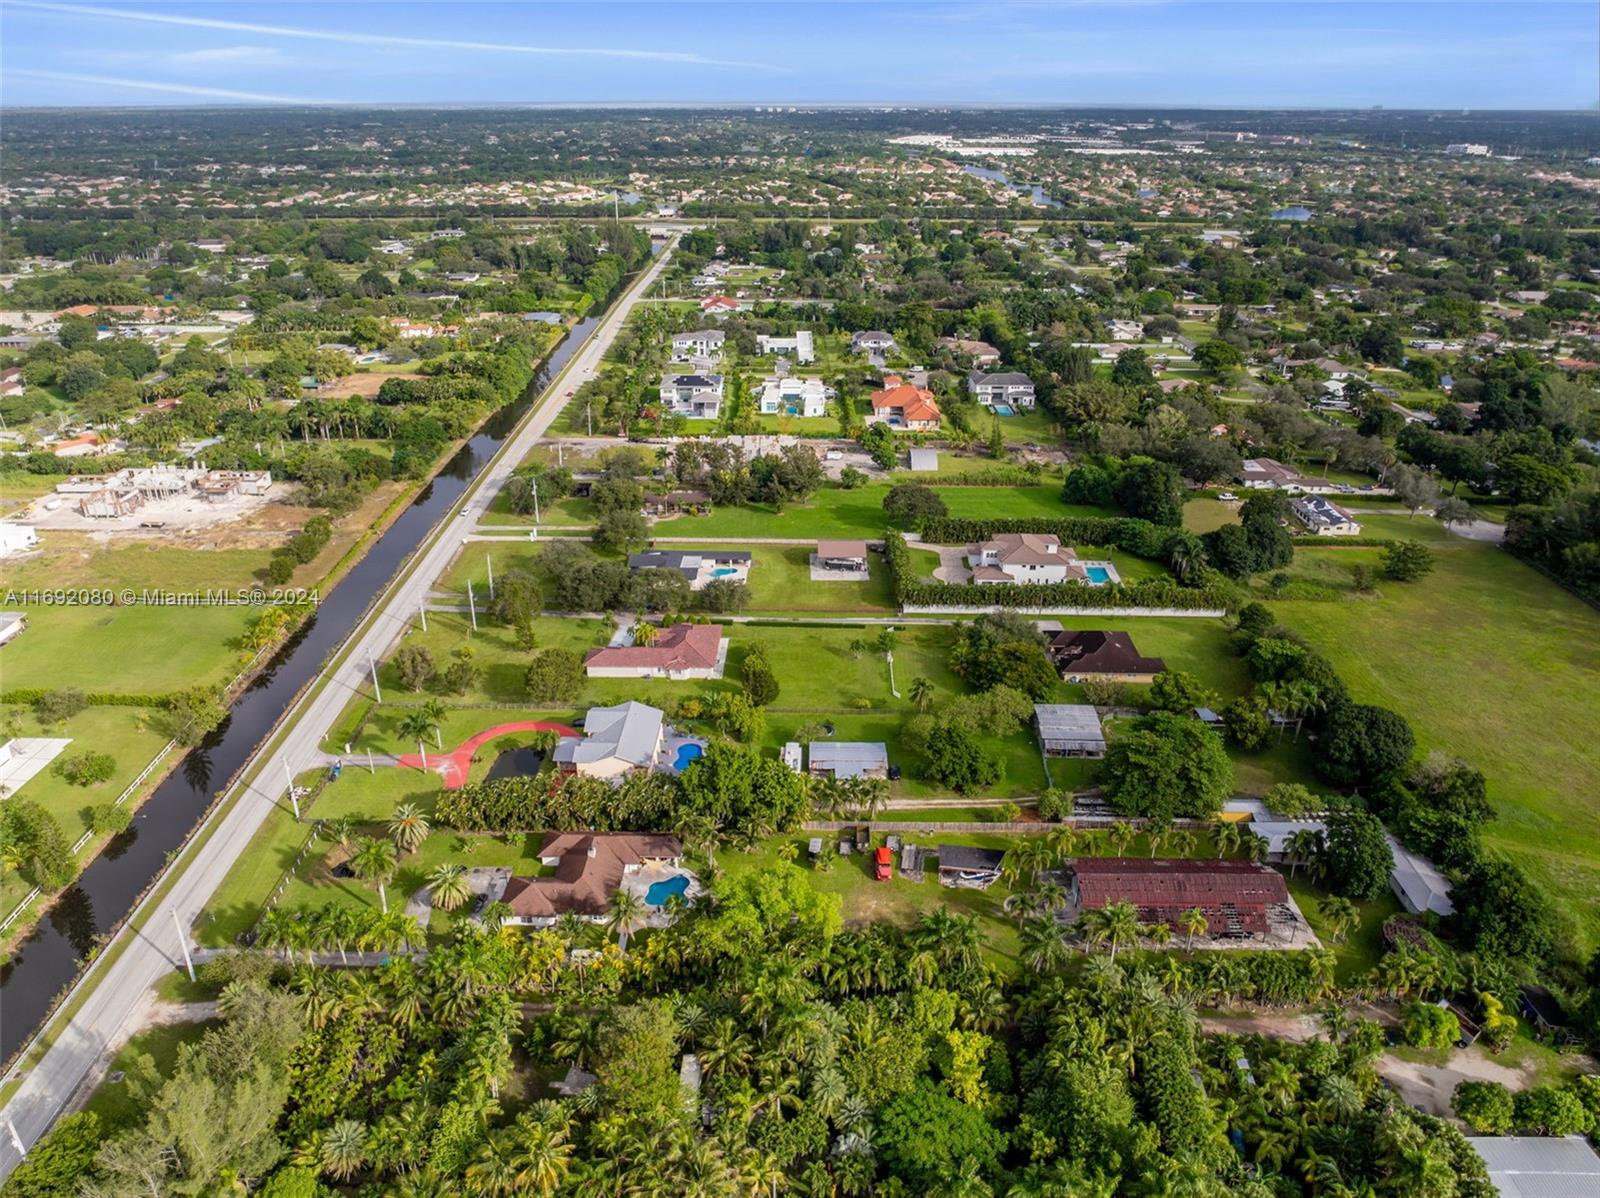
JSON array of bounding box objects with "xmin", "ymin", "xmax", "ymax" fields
[{"xmin": 3, "ymin": 1, "xmax": 1596, "ymax": 110}]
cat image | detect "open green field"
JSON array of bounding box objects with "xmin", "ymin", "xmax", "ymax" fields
[
  {"xmin": 1273, "ymin": 536, "xmax": 1600, "ymax": 954},
  {"xmin": 647, "ymin": 482, "xmax": 1094, "ymax": 540},
  {"xmin": 1, "ymin": 604, "xmax": 254, "ymax": 693},
  {"xmin": 0, "ymin": 704, "xmax": 170, "ymax": 913},
  {"xmin": 3, "ymin": 536, "xmax": 274, "ymax": 591}
]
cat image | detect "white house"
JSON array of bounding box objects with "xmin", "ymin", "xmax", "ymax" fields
[
  {"xmin": 583, "ymin": 624, "xmax": 727, "ymax": 681},
  {"xmin": 1104, "ymin": 319, "xmax": 1144, "ymax": 342},
  {"xmin": 755, "ymin": 331, "xmax": 815, "ymax": 364},
  {"xmin": 967, "ymin": 370, "xmax": 1036, "ymax": 409},
  {"xmin": 967, "ymin": 533, "xmax": 1076, "ymax": 584},
  {"xmin": 671, "ymin": 329, "xmax": 725, "ymax": 360},
  {"xmin": 850, "ymin": 330, "xmax": 896, "ymax": 355},
  {"xmin": 659, "ymin": 374, "xmax": 725, "ymax": 419},
  {"xmin": 758, "ymin": 376, "xmax": 829, "ymax": 417},
  {"xmin": 1241, "ymin": 458, "xmax": 1303, "ymax": 490},
  {"xmin": 1291, "ymin": 496, "xmax": 1361, "ymax": 536}
]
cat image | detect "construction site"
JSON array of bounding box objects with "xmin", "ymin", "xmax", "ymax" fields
[{"xmin": 26, "ymin": 465, "xmax": 276, "ymax": 532}]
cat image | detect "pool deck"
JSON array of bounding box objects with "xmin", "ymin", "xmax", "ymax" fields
[{"xmin": 621, "ymin": 862, "xmax": 704, "ymax": 926}]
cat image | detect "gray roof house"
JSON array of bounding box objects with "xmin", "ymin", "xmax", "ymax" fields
[
  {"xmin": 1034, "ymin": 704, "xmax": 1106, "ymax": 757},
  {"xmin": 967, "ymin": 370, "xmax": 1036, "ymax": 409},
  {"xmin": 671, "ymin": 329, "xmax": 726, "ymax": 359},
  {"xmin": 1387, "ymin": 834, "xmax": 1454, "ymax": 916},
  {"xmin": 553, "ymin": 701, "xmax": 665, "ymax": 779},
  {"xmin": 851, "ymin": 330, "xmax": 896, "ymax": 354},
  {"xmin": 807, "ymin": 742, "xmax": 889, "ymax": 780},
  {"xmin": 1466, "ymin": 1135, "xmax": 1600, "ymax": 1198}
]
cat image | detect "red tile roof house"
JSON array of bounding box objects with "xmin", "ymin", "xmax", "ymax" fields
[
  {"xmin": 500, "ymin": 832, "xmax": 683, "ymax": 926},
  {"xmin": 868, "ymin": 382, "xmax": 941, "ymax": 430},
  {"xmin": 1070, "ymin": 858, "xmax": 1293, "ymax": 941},
  {"xmin": 582, "ymin": 622, "xmax": 727, "ymax": 680}
]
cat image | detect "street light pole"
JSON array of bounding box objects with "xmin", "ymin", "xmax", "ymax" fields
[
  {"xmin": 369, "ymin": 656, "xmax": 382, "ymax": 704},
  {"xmin": 418, "ymin": 596, "xmax": 428, "ymax": 632},
  {"xmin": 172, "ymin": 907, "xmax": 195, "ymax": 983},
  {"xmin": 467, "ymin": 579, "xmax": 478, "ymax": 631},
  {"xmin": 485, "ymin": 552, "xmax": 495, "ymax": 599}
]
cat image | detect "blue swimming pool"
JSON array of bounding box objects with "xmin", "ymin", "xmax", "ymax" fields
[
  {"xmin": 709, "ymin": 567, "xmax": 740, "ymax": 577},
  {"xmin": 673, "ymin": 742, "xmax": 704, "ymax": 771},
  {"xmin": 645, "ymin": 874, "xmax": 691, "ymax": 907},
  {"xmin": 993, "ymin": 404, "xmax": 1015, "ymax": 416},
  {"xmin": 1085, "ymin": 565, "xmax": 1113, "ymax": 585}
]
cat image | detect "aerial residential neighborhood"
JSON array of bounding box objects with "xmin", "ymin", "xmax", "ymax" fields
[{"xmin": 0, "ymin": 6, "xmax": 1596, "ymax": 1195}]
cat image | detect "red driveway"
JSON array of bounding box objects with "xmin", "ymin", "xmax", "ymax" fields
[{"xmin": 396, "ymin": 720, "xmax": 578, "ymax": 789}]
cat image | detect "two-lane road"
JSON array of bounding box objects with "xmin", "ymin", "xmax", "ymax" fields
[{"xmin": 0, "ymin": 239, "xmax": 676, "ymax": 1176}]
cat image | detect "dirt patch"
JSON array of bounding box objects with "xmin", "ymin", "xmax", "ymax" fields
[
  {"xmin": 315, "ymin": 371, "xmax": 424, "ymax": 398},
  {"xmin": 1377, "ymin": 1049, "xmax": 1535, "ymax": 1116}
]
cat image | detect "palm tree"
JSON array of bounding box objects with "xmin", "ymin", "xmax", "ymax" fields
[
  {"xmin": 1319, "ymin": 895, "xmax": 1358, "ymax": 944},
  {"xmin": 419, "ymin": 698, "xmax": 447, "ymax": 749},
  {"xmin": 1019, "ymin": 916, "xmax": 1068, "ymax": 974},
  {"xmin": 1086, "ymin": 900, "xmax": 1140, "ymax": 963},
  {"xmin": 632, "ymin": 621, "xmax": 658, "ymax": 647},
  {"xmin": 399, "ymin": 709, "xmax": 435, "ymax": 767},
  {"xmin": 1106, "ymin": 821, "xmax": 1135, "ymax": 857},
  {"xmin": 428, "ymin": 863, "xmax": 471, "ymax": 912},
  {"xmin": 509, "ymin": 1119, "xmax": 572, "ymax": 1197},
  {"xmin": 350, "ymin": 836, "xmax": 398, "ymax": 914},
  {"xmin": 1046, "ymin": 823, "xmax": 1078, "ymax": 865},
  {"xmin": 1213, "ymin": 820, "xmax": 1243, "ymax": 859},
  {"xmin": 1146, "ymin": 820, "xmax": 1171, "ymax": 859},
  {"xmin": 908, "ymin": 675, "xmax": 935, "ymax": 711},
  {"xmin": 607, "ymin": 887, "xmax": 646, "ymax": 943},
  {"xmin": 388, "ymin": 803, "xmax": 431, "ymax": 854},
  {"xmin": 466, "ymin": 1130, "xmax": 521, "ymax": 1198},
  {"xmin": 1179, "ymin": 906, "xmax": 1208, "ymax": 951},
  {"xmin": 320, "ymin": 1120, "xmax": 367, "ymax": 1182},
  {"xmin": 1284, "ymin": 829, "xmax": 1322, "ymax": 878},
  {"xmin": 1243, "ymin": 829, "xmax": 1270, "ymax": 863},
  {"xmin": 1168, "ymin": 828, "xmax": 1197, "ymax": 859}
]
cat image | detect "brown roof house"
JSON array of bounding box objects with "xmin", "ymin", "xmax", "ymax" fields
[
  {"xmin": 1071, "ymin": 858, "xmax": 1292, "ymax": 940},
  {"xmin": 583, "ymin": 623, "xmax": 726, "ymax": 680},
  {"xmin": 500, "ymin": 832, "xmax": 683, "ymax": 926},
  {"xmin": 812, "ymin": 539, "xmax": 869, "ymax": 579},
  {"xmin": 1048, "ymin": 630, "xmax": 1167, "ymax": 682}
]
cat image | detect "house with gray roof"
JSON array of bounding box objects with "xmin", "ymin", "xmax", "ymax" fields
[
  {"xmin": 1467, "ymin": 1135, "xmax": 1600, "ymax": 1198},
  {"xmin": 1034, "ymin": 704, "xmax": 1106, "ymax": 757},
  {"xmin": 967, "ymin": 370, "xmax": 1036, "ymax": 409},
  {"xmin": 553, "ymin": 701, "xmax": 665, "ymax": 779},
  {"xmin": 807, "ymin": 741, "xmax": 889, "ymax": 780}
]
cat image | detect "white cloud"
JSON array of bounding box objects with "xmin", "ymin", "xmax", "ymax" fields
[
  {"xmin": 164, "ymin": 45, "xmax": 289, "ymax": 70},
  {"xmin": 12, "ymin": 1, "xmax": 782, "ymax": 71},
  {"xmin": 8, "ymin": 68, "xmax": 346, "ymax": 105}
]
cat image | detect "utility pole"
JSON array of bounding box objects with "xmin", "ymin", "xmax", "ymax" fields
[
  {"xmin": 172, "ymin": 907, "xmax": 195, "ymax": 983},
  {"xmin": 7, "ymin": 1119, "xmax": 24, "ymax": 1157},
  {"xmin": 467, "ymin": 580, "xmax": 478, "ymax": 631},
  {"xmin": 369, "ymin": 656, "xmax": 383, "ymax": 704},
  {"xmin": 367, "ymin": 749, "xmax": 374, "ymax": 774},
  {"xmin": 485, "ymin": 552, "xmax": 495, "ymax": 599},
  {"xmin": 530, "ymin": 477, "xmax": 540, "ymax": 525},
  {"xmin": 418, "ymin": 596, "xmax": 428, "ymax": 632}
]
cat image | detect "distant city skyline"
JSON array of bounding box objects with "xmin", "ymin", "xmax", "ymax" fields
[{"xmin": 2, "ymin": 1, "xmax": 1597, "ymax": 111}]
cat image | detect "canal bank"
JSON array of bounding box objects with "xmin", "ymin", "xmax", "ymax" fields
[{"xmin": 0, "ymin": 238, "xmax": 677, "ymax": 1175}]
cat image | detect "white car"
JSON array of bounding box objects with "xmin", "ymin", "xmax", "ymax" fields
[{"xmin": 1217, "ymin": 491, "xmax": 1238, "ymax": 502}]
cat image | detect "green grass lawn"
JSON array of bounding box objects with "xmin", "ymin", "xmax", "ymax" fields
[
  {"xmin": 4, "ymin": 537, "xmax": 274, "ymax": 591},
  {"xmin": 1273, "ymin": 537, "xmax": 1600, "ymax": 955},
  {"xmin": 0, "ymin": 705, "xmax": 170, "ymax": 913},
  {"xmin": 1, "ymin": 603, "xmax": 255, "ymax": 693},
  {"xmin": 648, "ymin": 483, "xmax": 1087, "ymax": 540},
  {"xmin": 1289, "ymin": 879, "xmax": 1400, "ymax": 985}
]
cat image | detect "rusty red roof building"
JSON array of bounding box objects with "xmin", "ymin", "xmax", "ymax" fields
[{"xmin": 1071, "ymin": 857, "xmax": 1290, "ymax": 937}]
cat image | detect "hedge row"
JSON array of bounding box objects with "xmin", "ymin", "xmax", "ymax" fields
[
  {"xmin": 918, "ymin": 515, "xmax": 1176, "ymax": 560},
  {"xmin": 884, "ymin": 531, "xmax": 1230, "ymax": 611},
  {"xmin": 1, "ymin": 688, "xmax": 173, "ymax": 708},
  {"xmin": 923, "ymin": 466, "xmax": 1053, "ymax": 487}
]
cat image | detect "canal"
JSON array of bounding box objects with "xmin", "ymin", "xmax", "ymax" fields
[{"xmin": 0, "ymin": 308, "xmax": 609, "ymax": 1062}]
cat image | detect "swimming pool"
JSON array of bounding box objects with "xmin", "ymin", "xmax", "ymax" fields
[
  {"xmin": 673, "ymin": 742, "xmax": 705, "ymax": 771},
  {"xmin": 1085, "ymin": 565, "xmax": 1113, "ymax": 585},
  {"xmin": 993, "ymin": 404, "xmax": 1015, "ymax": 416},
  {"xmin": 709, "ymin": 567, "xmax": 740, "ymax": 577},
  {"xmin": 645, "ymin": 874, "xmax": 691, "ymax": 907}
]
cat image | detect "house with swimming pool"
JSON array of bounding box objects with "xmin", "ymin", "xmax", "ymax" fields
[
  {"xmin": 498, "ymin": 832, "xmax": 690, "ymax": 926},
  {"xmin": 554, "ymin": 700, "xmax": 665, "ymax": 779},
  {"xmin": 966, "ymin": 533, "xmax": 1121, "ymax": 586},
  {"xmin": 583, "ymin": 623, "xmax": 727, "ymax": 680},
  {"xmin": 967, "ymin": 369, "xmax": 1036, "ymax": 411},
  {"xmin": 629, "ymin": 547, "xmax": 752, "ymax": 590}
]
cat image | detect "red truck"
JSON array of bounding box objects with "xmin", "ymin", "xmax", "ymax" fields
[{"xmin": 874, "ymin": 846, "xmax": 893, "ymax": 882}]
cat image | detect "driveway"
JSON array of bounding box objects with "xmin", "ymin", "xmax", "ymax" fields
[{"xmin": 929, "ymin": 544, "xmax": 971, "ymax": 584}]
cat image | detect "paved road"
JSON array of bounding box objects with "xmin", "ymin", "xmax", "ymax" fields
[{"xmin": 0, "ymin": 241, "xmax": 677, "ymax": 1175}]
